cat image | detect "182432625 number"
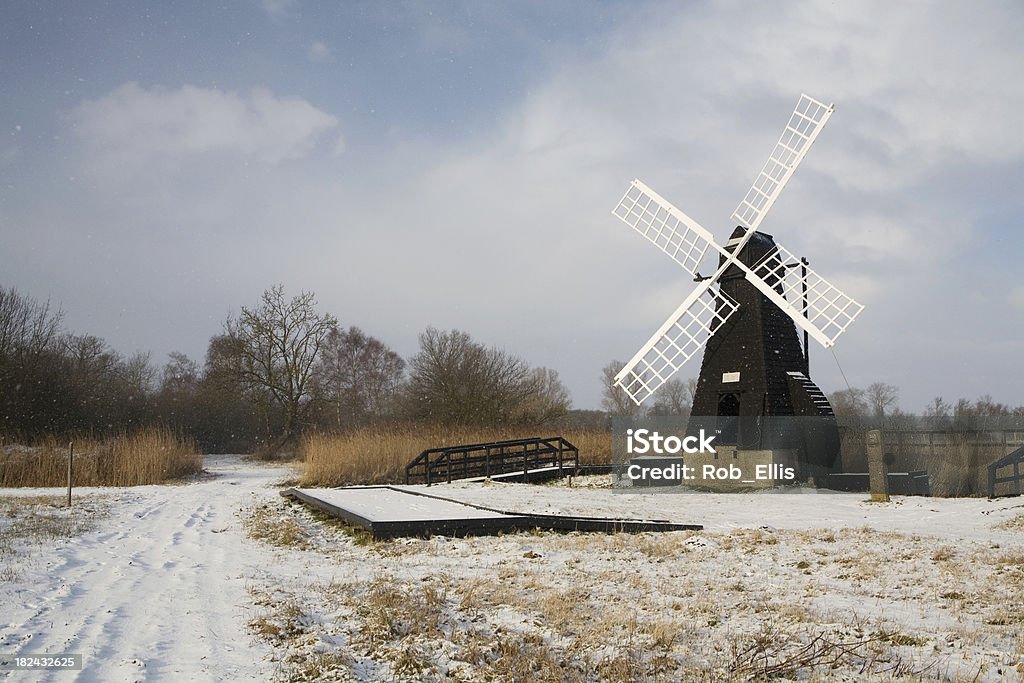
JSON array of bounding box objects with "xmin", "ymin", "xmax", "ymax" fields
[{"xmin": 0, "ymin": 654, "xmax": 83, "ymax": 670}]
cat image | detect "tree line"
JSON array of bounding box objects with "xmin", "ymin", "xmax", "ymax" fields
[
  {"xmin": 828, "ymin": 383, "xmax": 1024, "ymax": 420},
  {"xmin": 0, "ymin": 284, "xmax": 572, "ymax": 452},
  {"xmin": 598, "ymin": 360, "xmax": 1023, "ymax": 421},
  {"xmin": 5, "ymin": 282, "xmax": 1018, "ymax": 452}
]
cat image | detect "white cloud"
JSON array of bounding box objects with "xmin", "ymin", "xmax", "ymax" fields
[
  {"xmin": 307, "ymin": 41, "xmax": 331, "ymax": 63},
  {"xmin": 1010, "ymin": 286, "xmax": 1024, "ymax": 311},
  {"xmin": 332, "ymin": 133, "xmax": 346, "ymax": 156},
  {"xmin": 261, "ymin": 0, "xmax": 295, "ymax": 17},
  {"xmin": 348, "ymin": 0, "xmax": 1024, "ymax": 407},
  {"xmin": 30, "ymin": 1, "xmax": 1024, "ymax": 410},
  {"xmin": 71, "ymin": 83, "xmax": 338, "ymax": 171}
]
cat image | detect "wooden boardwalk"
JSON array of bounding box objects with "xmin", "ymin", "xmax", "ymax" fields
[{"xmin": 281, "ymin": 486, "xmax": 701, "ymax": 539}]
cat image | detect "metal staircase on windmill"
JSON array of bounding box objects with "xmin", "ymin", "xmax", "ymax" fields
[{"xmin": 611, "ymin": 93, "xmax": 865, "ymax": 475}]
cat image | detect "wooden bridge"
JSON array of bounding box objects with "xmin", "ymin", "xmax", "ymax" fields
[
  {"xmin": 404, "ymin": 436, "xmax": 579, "ymax": 485},
  {"xmin": 989, "ymin": 446, "xmax": 1024, "ymax": 498}
]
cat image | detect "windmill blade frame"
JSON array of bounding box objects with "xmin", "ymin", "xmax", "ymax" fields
[
  {"xmin": 610, "ymin": 92, "xmax": 860, "ymax": 407},
  {"xmin": 740, "ymin": 240, "xmax": 865, "ymax": 347},
  {"xmin": 614, "ymin": 280, "xmax": 738, "ymax": 405},
  {"xmin": 611, "ymin": 179, "xmax": 727, "ymax": 277},
  {"xmin": 731, "ymin": 93, "xmax": 834, "ymax": 232}
]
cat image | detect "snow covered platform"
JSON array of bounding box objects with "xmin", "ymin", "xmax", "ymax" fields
[{"xmin": 281, "ymin": 486, "xmax": 701, "ymax": 539}]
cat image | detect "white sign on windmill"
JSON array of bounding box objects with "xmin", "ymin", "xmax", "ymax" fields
[{"xmin": 611, "ymin": 93, "xmax": 865, "ymax": 407}]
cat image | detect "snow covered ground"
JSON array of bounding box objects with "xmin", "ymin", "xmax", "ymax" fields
[
  {"xmin": 1, "ymin": 458, "xmax": 1022, "ymax": 681},
  {"xmin": 0, "ymin": 455, "xmax": 286, "ymax": 681}
]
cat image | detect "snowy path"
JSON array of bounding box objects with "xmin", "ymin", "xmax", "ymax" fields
[
  {"xmin": 1, "ymin": 456, "xmax": 289, "ymax": 682},
  {"xmin": 3, "ymin": 461, "xmax": 1023, "ymax": 681}
]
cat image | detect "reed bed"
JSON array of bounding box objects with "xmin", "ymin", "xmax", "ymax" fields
[
  {"xmin": 840, "ymin": 426, "xmax": 1014, "ymax": 496},
  {"xmin": 300, "ymin": 424, "xmax": 610, "ymax": 487},
  {"xmin": 0, "ymin": 427, "xmax": 202, "ymax": 487}
]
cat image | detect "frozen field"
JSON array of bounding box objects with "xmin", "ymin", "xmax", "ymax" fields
[{"xmin": 1, "ymin": 457, "xmax": 1023, "ymax": 681}]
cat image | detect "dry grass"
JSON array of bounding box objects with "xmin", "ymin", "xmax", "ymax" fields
[
  {"xmin": 300, "ymin": 424, "xmax": 610, "ymax": 486},
  {"xmin": 995, "ymin": 512, "xmax": 1024, "ymax": 532},
  {"xmin": 253, "ymin": 571, "xmax": 938, "ymax": 682},
  {"xmin": 244, "ymin": 503, "xmax": 312, "ymax": 549},
  {"xmin": 239, "ymin": 506, "xmax": 1024, "ymax": 681},
  {"xmin": 930, "ymin": 440, "xmax": 979, "ymax": 497},
  {"xmin": 247, "ymin": 587, "xmax": 356, "ymax": 680},
  {"xmin": 839, "ymin": 427, "xmax": 1019, "ymax": 497},
  {"xmin": 248, "ymin": 590, "xmax": 308, "ymax": 644},
  {"xmin": 0, "ymin": 494, "xmax": 106, "ymax": 582},
  {"xmin": 0, "ymin": 427, "xmax": 201, "ymax": 487}
]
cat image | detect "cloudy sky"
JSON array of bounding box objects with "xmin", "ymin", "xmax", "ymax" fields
[{"xmin": 2, "ymin": 1, "xmax": 1022, "ymax": 411}]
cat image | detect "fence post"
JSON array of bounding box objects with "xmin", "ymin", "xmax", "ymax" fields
[
  {"xmin": 867, "ymin": 430, "xmax": 889, "ymax": 502},
  {"xmin": 66, "ymin": 441, "xmax": 74, "ymax": 508}
]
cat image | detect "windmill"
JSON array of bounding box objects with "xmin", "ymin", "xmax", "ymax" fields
[{"xmin": 611, "ymin": 94, "xmax": 864, "ymax": 475}]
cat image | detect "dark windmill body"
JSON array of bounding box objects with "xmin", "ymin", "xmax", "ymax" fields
[
  {"xmin": 688, "ymin": 227, "xmax": 839, "ymax": 474},
  {"xmin": 611, "ymin": 94, "xmax": 862, "ymax": 484}
]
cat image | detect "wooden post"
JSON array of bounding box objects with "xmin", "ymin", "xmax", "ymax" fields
[
  {"xmin": 867, "ymin": 429, "xmax": 889, "ymax": 502},
  {"xmin": 66, "ymin": 441, "xmax": 74, "ymax": 507}
]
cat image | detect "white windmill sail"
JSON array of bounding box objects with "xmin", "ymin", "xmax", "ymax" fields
[
  {"xmin": 612, "ymin": 179, "xmax": 723, "ymax": 277},
  {"xmin": 734, "ymin": 241, "xmax": 864, "ymax": 347},
  {"xmin": 731, "ymin": 93, "xmax": 834, "ymax": 232},
  {"xmin": 614, "ymin": 280, "xmax": 738, "ymax": 404},
  {"xmin": 611, "ymin": 92, "xmax": 863, "ymax": 405}
]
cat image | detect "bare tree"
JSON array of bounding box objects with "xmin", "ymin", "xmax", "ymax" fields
[
  {"xmin": 0, "ymin": 287, "xmax": 65, "ymax": 436},
  {"xmin": 121, "ymin": 351, "xmax": 156, "ymax": 394},
  {"xmin": 160, "ymin": 352, "xmax": 200, "ymax": 394},
  {"xmin": 404, "ymin": 328, "xmax": 566, "ymax": 425},
  {"xmin": 513, "ymin": 367, "xmax": 572, "ymax": 424},
  {"xmin": 650, "ymin": 377, "xmax": 697, "ymax": 416},
  {"xmin": 195, "ymin": 334, "xmax": 265, "ymax": 452},
  {"xmin": 116, "ymin": 351, "xmax": 156, "ymax": 425},
  {"xmin": 924, "ymin": 396, "xmax": 950, "ymax": 418},
  {"xmin": 62, "ymin": 334, "xmax": 120, "ymax": 383},
  {"xmin": 601, "ymin": 360, "xmax": 643, "ymax": 416},
  {"xmin": 865, "ymin": 382, "xmax": 899, "ymax": 418},
  {"xmin": 316, "ymin": 326, "xmax": 405, "ymax": 427},
  {"xmin": 972, "ymin": 395, "xmax": 1012, "ymax": 416},
  {"xmin": 156, "ymin": 352, "xmax": 200, "ymax": 432},
  {"xmin": 828, "ymin": 387, "xmax": 868, "ymax": 417},
  {"xmin": 0, "ymin": 286, "xmax": 63, "ymax": 361},
  {"xmin": 954, "ymin": 395, "xmax": 1013, "ymax": 418},
  {"xmin": 225, "ymin": 285, "xmax": 337, "ymax": 445}
]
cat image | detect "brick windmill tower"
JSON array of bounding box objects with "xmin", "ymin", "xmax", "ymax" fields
[{"xmin": 610, "ymin": 94, "xmax": 864, "ymax": 479}]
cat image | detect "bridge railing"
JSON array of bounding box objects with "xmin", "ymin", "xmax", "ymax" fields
[
  {"xmin": 404, "ymin": 436, "xmax": 578, "ymax": 486},
  {"xmin": 988, "ymin": 446, "xmax": 1024, "ymax": 498}
]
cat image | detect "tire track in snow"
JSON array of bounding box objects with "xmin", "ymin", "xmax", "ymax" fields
[{"xmin": 1, "ymin": 458, "xmax": 287, "ymax": 682}]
